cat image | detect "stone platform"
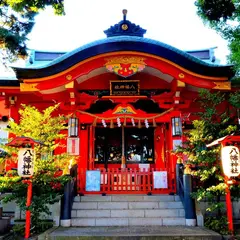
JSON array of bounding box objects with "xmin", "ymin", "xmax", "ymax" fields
[{"xmin": 41, "ymin": 226, "xmax": 222, "ymax": 240}]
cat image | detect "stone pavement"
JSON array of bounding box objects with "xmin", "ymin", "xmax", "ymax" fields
[{"xmin": 41, "ymin": 226, "xmax": 223, "ymax": 240}]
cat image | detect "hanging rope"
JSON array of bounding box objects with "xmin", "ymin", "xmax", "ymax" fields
[{"xmin": 77, "ymin": 108, "xmax": 174, "ymax": 121}]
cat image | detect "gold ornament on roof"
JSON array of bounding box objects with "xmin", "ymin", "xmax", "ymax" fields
[
  {"xmin": 20, "ymin": 83, "xmax": 38, "ymax": 92},
  {"xmin": 213, "ymin": 82, "xmax": 231, "ymax": 90},
  {"xmin": 178, "ymin": 73, "xmax": 185, "ymax": 79},
  {"xmin": 105, "ymin": 56, "xmax": 146, "ymax": 65},
  {"xmin": 122, "ymin": 24, "xmax": 128, "ymax": 30},
  {"xmin": 105, "ymin": 56, "xmax": 146, "ymax": 77},
  {"xmin": 66, "ymin": 75, "xmax": 72, "ymax": 81}
]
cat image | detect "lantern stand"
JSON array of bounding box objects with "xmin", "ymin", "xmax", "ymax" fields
[
  {"xmin": 207, "ymin": 134, "xmax": 240, "ymax": 235},
  {"xmin": 6, "ymin": 137, "xmax": 42, "ymax": 240}
]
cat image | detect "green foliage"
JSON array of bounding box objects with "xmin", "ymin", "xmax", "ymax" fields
[
  {"xmin": 195, "ymin": 0, "xmax": 240, "ymax": 72},
  {"xmin": 12, "ymin": 224, "xmax": 25, "ymax": 239},
  {"xmin": 229, "ymin": 90, "xmax": 240, "ymax": 108},
  {"xmin": 9, "ymin": 221, "xmax": 52, "ymax": 239},
  {"xmin": 0, "ymin": 0, "xmax": 64, "ymax": 61},
  {"xmin": 175, "ymin": 89, "xmax": 240, "ymax": 234},
  {"xmin": 205, "ymin": 216, "xmax": 229, "ymax": 235},
  {"xmin": 195, "ymin": 0, "xmax": 236, "ymax": 22},
  {"xmin": 0, "ymin": 104, "xmax": 77, "ymax": 236}
]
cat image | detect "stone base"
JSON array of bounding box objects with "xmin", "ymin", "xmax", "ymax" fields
[
  {"xmin": 60, "ymin": 219, "xmax": 71, "ymax": 227},
  {"xmin": 186, "ymin": 219, "xmax": 196, "ymax": 226}
]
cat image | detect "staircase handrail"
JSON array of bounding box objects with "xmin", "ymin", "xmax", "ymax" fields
[
  {"xmin": 176, "ymin": 163, "xmax": 184, "ymax": 206},
  {"xmin": 60, "ymin": 164, "xmax": 78, "ymax": 226}
]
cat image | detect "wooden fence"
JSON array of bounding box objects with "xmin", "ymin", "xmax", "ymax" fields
[{"xmin": 78, "ymin": 168, "xmax": 175, "ymax": 195}]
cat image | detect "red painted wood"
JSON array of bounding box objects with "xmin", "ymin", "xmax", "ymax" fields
[
  {"xmin": 221, "ymin": 141, "xmax": 234, "ymax": 234},
  {"xmin": 78, "ymin": 128, "xmax": 88, "ymax": 192},
  {"xmin": 79, "ymin": 72, "xmax": 170, "ymax": 90},
  {"xmin": 23, "ymin": 179, "xmax": 32, "ymax": 239},
  {"xmin": 225, "ymin": 176, "xmax": 234, "ymax": 234},
  {"xmin": 29, "ymin": 53, "xmax": 222, "ymax": 91},
  {"xmin": 9, "ymin": 105, "xmax": 19, "ymax": 123},
  {"xmin": 154, "ymin": 126, "xmax": 163, "ymax": 169},
  {"xmin": 79, "ymin": 129, "xmax": 88, "ymax": 169},
  {"xmin": 89, "ymin": 125, "xmax": 93, "ymax": 170},
  {"xmin": 94, "ymin": 163, "xmax": 156, "ymax": 169},
  {"xmin": 78, "ymin": 168, "xmax": 171, "ymax": 194}
]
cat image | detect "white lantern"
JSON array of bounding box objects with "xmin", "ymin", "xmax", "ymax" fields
[
  {"xmin": 172, "ymin": 117, "xmax": 182, "ymax": 136},
  {"xmin": 68, "ymin": 117, "xmax": 79, "ymax": 137},
  {"xmin": 18, "ymin": 148, "xmax": 34, "ymax": 177},
  {"xmin": 221, "ymin": 146, "xmax": 240, "ymax": 178}
]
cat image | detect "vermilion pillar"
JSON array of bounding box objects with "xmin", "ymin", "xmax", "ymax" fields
[
  {"xmin": 79, "ymin": 128, "xmax": 88, "ymax": 169},
  {"xmin": 79, "ymin": 127, "xmax": 88, "ymax": 191},
  {"xmin": 24, "ymin": 179, "xmax": 32, "ymax": 239},
  {"xmin": 221, "ymin": 143, "xmax": 234, "ymax": 234},
  {"xmin": 155, "ymin": 125, "xmax": 165, "ymax": 169}
]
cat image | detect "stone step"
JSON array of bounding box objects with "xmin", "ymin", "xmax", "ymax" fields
[
  {"xmin": 72, "ymin": 201, "xmax": 184, "ymax": 210},
  {"xmin": 71, "ymin": 217, "xmax": 186, "ymax": 226},
  {"xmin": 71, "ymin": 195, "xmax": 186, "ymax": 227},
  {"xmin": 71, "ymin": 209, "xmax": 185, "ymax": 218},
  {"xmin": 74, "ymin": 195, "xmax": 181, "ymax": 202},
  {"xmin": 45, "ymin": 226, "xmax": 222, "ymax": 240}
]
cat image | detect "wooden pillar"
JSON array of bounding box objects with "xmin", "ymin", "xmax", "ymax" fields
[
  {"xmin": 78, "ymin": 127, "xmax": 88, "ymax": 192},
  {"xmin": 9, "ymin": 104, "xmax": 19, "ymax": 123},
  {"xmin": 89, "ymin": 125, "xmax": 94, "ymax": 170},
  {"xmin": 154, "ymin": 125, "xmax": 165, "ymax": 169},
  {"xmin": 79, "ymin": 128, "xmax": 88, "ymax": 170},
  {"xmin": 225, "ymin": 176, "xmax": 234, "ymax": 233},
  {"xmin": 222, "ymin": 143, "xmax": 234, "ymax": 234},
  {"xmin": 169, "ymin": 119, "xmax": 176, "ymax": 193},
  {"xmin": 5, "ymin": 105, "xmax": 19, "ymax": 171},
  {"xmin": 24, "ymin": 179, "xmax": 32, "ymax": 239}
]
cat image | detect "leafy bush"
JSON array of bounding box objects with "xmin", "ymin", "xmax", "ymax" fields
[
  {"xmin": 205, "ymin": 216, "xmax": 229, "ymax": 235},
  {"xmin": 0, "ymin": 104, "xmax": 78, "ymax": 235},
  {"xmin": 175, "ymin": 90, "xmax": 240, "ymax": 234}
]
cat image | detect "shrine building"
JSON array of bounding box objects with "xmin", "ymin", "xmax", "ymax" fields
[{"xmin": 0, "ymin": 10, "xmax": 236, "ymax": 196}]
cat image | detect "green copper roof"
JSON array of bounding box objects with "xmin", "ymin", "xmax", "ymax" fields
[{"xmin": 12, "ymin": 36, "xmax": 234, "ymax": 79}]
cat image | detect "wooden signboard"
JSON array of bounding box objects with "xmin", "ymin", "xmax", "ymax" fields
[
  {"xmin": 153, "ymin": 171, "xmax": 168, "ymax": 189},
  {"xmin": 67, "ymin": 137, "xmax": 80, "ymax": 155},
  {"xmin": 110, "ymin": 80, "xmax": 140, "ymax": 96},
  {"xmin": 86, "ymin": 170, "xmax": 101, "ymax": 191}
]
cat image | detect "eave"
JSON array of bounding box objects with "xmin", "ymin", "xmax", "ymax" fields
[{"xmin": 11, "ymin": 36, "xmax": 235, "ymax": 80}]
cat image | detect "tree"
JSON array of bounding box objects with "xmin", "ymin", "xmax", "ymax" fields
[
  {"xmin": 0, "ymin": 0, "xmax": 64, "ymax": 62},
  {"xmin": 0, "ymin": 104, "xmax": 77, "ymax": 235},
  {"xmin": 195, "ymin": 0, "xmax": 240, "ymax": 72},
  {"xmin": 175, "ymin": 89, "xmax": 240, "ymax": 234}
]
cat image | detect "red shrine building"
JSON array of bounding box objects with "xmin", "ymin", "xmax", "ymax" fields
[{"xmin": 0, "ymin": 10, "xmax": 236, "ymax": 195}]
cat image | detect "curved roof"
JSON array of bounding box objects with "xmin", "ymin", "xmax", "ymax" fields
[{"xmin": 12, "ymin": 36, "xmax": 234, "ymax": 79}]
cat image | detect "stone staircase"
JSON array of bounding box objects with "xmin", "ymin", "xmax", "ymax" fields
[{"xmin": 71, "ymin": 195, "xmax": 186, "ymax": 227}]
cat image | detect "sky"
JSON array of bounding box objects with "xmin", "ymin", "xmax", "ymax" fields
[{"xmin": 1, "ymin": 0, "xmax": 230, "ymax": 76}]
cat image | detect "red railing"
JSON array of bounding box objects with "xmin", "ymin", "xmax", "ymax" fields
[{"xmin": 78, "ymin": 168, "xmax": 175, "ymax": 195}]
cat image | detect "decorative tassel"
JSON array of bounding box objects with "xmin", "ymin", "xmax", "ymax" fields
[
  {"xmin": 145, "ymin": 119, "xmax": 149, "ymax": 128},
  {"xmin": 153, "ymin": 118, "xmax": 157, "ymax": 127},
  {"xmin": 102, "ymin": 119, "xmax": 107, "ymax": 128},
  {"xmin": 123, "ymin": 117, "xmax": 127, "ymax": 126},
  {"xmin": 92, "ymin": 118, "xmax": 97, "ymax": 127},
  {"xmin": 131, "ymin": 118, "xmax": 135, "ymax": 127},
  {"xmin": 138, "ymin": 119, "xmax": 142, "ymax": 129},
  {"xmin": 117, "ymin": 117, "xmax": 121, "ymax": 127},
  {"xmin": 110, "ymin": 120, "xmax": 114, "ymax": 128}
]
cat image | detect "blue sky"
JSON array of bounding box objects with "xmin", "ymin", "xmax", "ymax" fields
[{"xmin": 1, "ymin": 0, "xmax": 230, "ymax": 76}]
